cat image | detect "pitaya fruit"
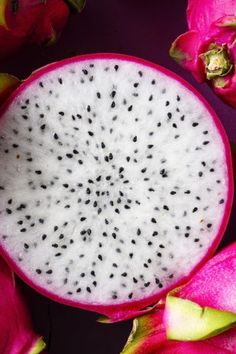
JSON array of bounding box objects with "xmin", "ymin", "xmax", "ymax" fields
[
  {"xmin": 169, "ymin": 0, "xmax": 236, "ymax": 108},
  {"xmin": 0, "ymin": 54, "xmax": 233, "ymax": 322},
  {"xmin": 122, "ymin": 242, "xmax": 236, "ymax": 353},
  {"xmin": 0, "ymin": 0, "xmax": 86, "ymax": 59},
  {"xmin": 0, "ymin": 255, "xmax": 45, "ymax": 353}
]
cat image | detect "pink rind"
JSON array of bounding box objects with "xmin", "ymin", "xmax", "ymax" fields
[{"xmin": 0, "ymin": 53, "xmax": 233, "ymax": 322}]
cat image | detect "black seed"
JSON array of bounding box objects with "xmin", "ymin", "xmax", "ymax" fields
[
  {"xmin": 6, "ymin": 208, "xmax": 12, "ymax": 214},
  {"xmin": 184, "ymin": 190, "xmax": 191, "ymax": 194},
  {"xmin": 163, "ymin": 205, "xmax": 169, "ymax": 211},
  {"xmin": 144, "ymin": 282, "xmax": 150, "ymax": 287},
  {"xmin": 110, "ymin": 90, "xmax": 116, "ymax": 98},
  {"xmin": 151, "ymin": 218, "xmax": 157, "ymax": 223},
  {"xmin": 194, "ymin": 238, "xmax": 200, "ymax": 242},
  {"xmin": 96, "ymin": 92, "xmax": 101, "ymax": 98},
  {"xmin": 192, "ymin": 122, "xmax": 199, "ymax": 127},
  {"xmin": 198, "ymin": 171, "xmax": 203, "ymax": 177},
  {"xmin": 21, "ymin": 228, "xmax": 27, "ymax": 233},
  {"xmin": 46, "ymin": 270, "xmax": 53, "ymax": 274},
  {"xmin": 157, "ymin": 252, "xmax": 162, "ymax": 257},
  {"xmin": 207, "ymin": 223, "xmax": 212, "ymax": 228},
  {"xmin": 160, "ymin": 169, "xmax": 168, "ymax": 178},
  {"xmin": 192, "ymin": 207, "xmax": 198, "ymax": 213},
  {"xmin": 86, "ymin": 287, "xmax": 91, "ymax": 293},
  {"xmin": 35, "ymin": 170, "xmax": 42, "ymax": 175},
  {"xmin": 36, "ymin": 269, "xmax": 42, "ymax": 274},
  {"xmin": 76, "ymin": 288, "xmax": 81, "ymax": 293},
  {"xmin": 219, "ymin": 199, "xmax": 225, "ymax": 204},
  {"xmin": 40, "ymin": 124, "xmax": 46, "ymax": 130},
  {"xmin": 133, "ymin": 136, "xmax": 137, "ymax": 142},
  {"xmin": 111, "ymin": 101, "xmax": 116, "ymax": 108},
  {"xmin": 121, "ymin": 272, "xmax": 127, "ymax": 277},
  {"xmin": 98, "ymin": 254, "xmax": 103, "ymax": 261},
  {"xmin": 167, "ymin": 112, "xmax": 172, "ymax": 119},
  {"xmin": 83, "ymin": 69, "xmax": 88, "ymax": 75},
  {"xmin": 52, "ymin": 243, "xmax": 58, "ymax": 248},
  {"xmin": 152, "ymin": 231, "xmax": 158, "ymax": 236},
  {"xmin": 24, "ymin": 243, "xmax": 29, "ymax": 249},
  {"xmin": 203, "ymin": 141, "xmax": 210, "ymax": 145},
  {"xmin": 127, "ymin": 103, "xmax": 134, "ymax": 112},
  {"xmin": 185, "ymin": 233, "xmax": 190, "ymax": 238}
]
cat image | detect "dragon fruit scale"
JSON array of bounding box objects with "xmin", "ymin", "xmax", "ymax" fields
[{"xmin": 0, "ymin": 54, "xmax": 233, "ymax": 322}]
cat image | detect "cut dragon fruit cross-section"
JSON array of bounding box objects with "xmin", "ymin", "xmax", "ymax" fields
[{"xmin": 0, "ymin": 54, "xmax": 233, "ymax": 322}]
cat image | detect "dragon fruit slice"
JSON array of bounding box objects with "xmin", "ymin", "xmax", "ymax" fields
[
  {"xmin": 0, "ymin": 54, "xmax": 233, "ymax": 322},
  {"xmin": 0, "ymin": 256, "xmax": 45, "ymax": 353}
]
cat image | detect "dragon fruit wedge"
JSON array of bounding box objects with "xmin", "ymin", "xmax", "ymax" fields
[
  {"xmin": 0, "ymin": 54, "xmax": 233, "ymax": 322},
  {"xmin": 0, "ymin": 256, "xmax": 45, "ymax": 354}
]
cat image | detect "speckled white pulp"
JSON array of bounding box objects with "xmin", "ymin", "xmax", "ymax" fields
[{"xmin": 0, "ymin": 58, "xmax": 229, "ymax": 305}]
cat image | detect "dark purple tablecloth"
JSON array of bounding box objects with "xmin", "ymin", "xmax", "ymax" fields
[{"xmin": 1, "ymin": 1, "xmax": 235, "ymax": 353}]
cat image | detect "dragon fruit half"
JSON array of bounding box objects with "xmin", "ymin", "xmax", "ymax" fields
[
  {"xmin": 0, "ymin": 255, "xmax": 45, "ymax": 354},
  {"xmin": 122, "ymin": 242, "xmax": 236, "ymax": 353},
  {"xmin": 0, "ymin": 0, "xmax": 86, "ymax": 59},
  {"xmin": 0, "ymin": 54, "xmax": 233, "ymax": 322},
  {"xmin": 170, "ymin": 0, "xmax": 236, "ymax": 108}
]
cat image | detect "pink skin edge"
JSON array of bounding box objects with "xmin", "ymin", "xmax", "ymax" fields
[{"xmin": 0, "ymin": 53, "xmax": 233, "ymax": 322}]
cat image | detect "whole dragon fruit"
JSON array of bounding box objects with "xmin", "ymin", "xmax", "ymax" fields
[
  {"xmin": 0, "ymin": 0, "xmax": 86, "ymax": 59},
  {"xmin": 0, "ymin": 54, "xmax": 233, "ymax": 323},
  {"xmin": 122, "ymin": 242, "xmax": 236, "ymax": 354},
  {"xmin": 170, "ymin": 0, "xmax": 236, "ymax": 108}
]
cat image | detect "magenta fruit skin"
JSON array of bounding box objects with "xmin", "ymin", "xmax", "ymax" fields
[{"xmin": 0, "ymin": 53, "xmax": 233, "ymax": 322}]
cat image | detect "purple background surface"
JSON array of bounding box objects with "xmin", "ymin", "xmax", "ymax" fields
[{"xmin": 0, "ymin": 1, "xmax": 235, "ymax": 353}]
